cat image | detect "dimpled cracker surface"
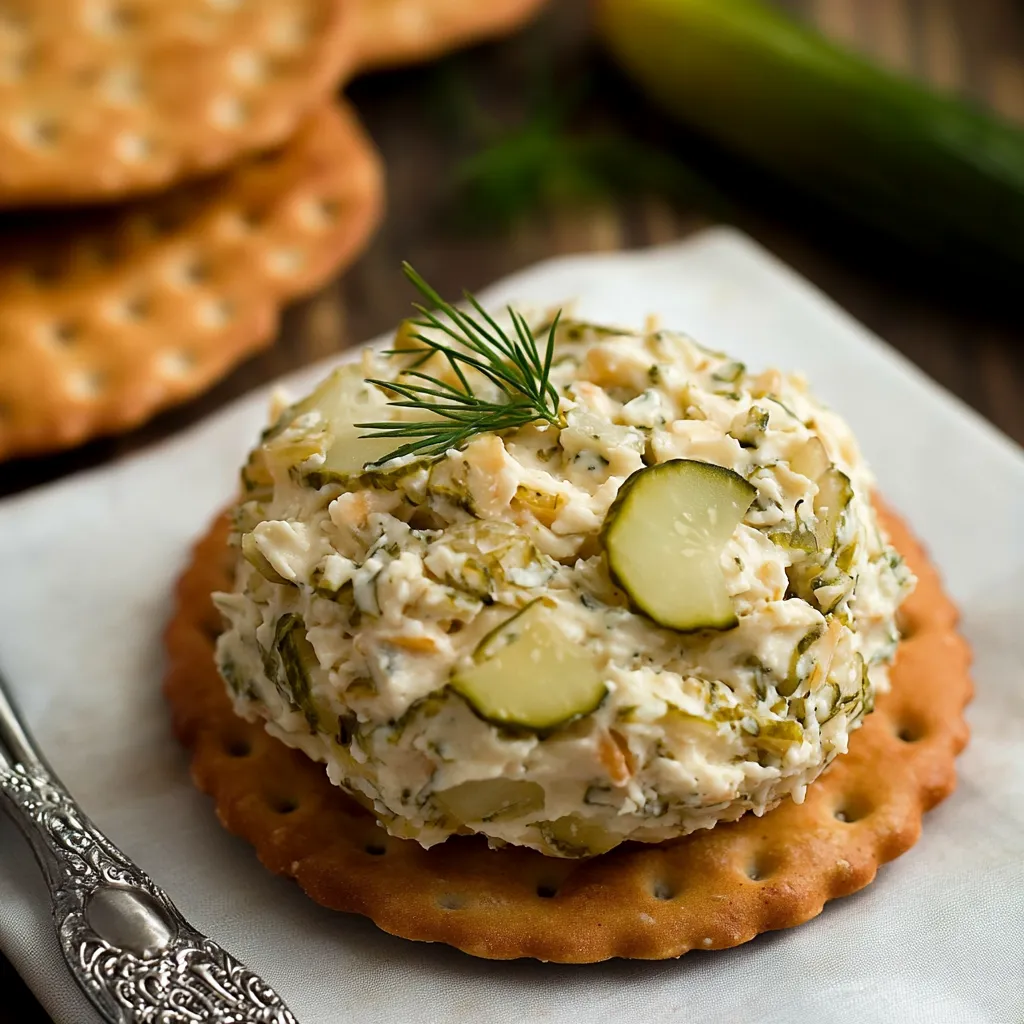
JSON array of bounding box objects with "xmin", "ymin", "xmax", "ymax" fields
[
  {"xmin": 0, "ymin": 101, "xmax": 383, "ymax": 462},
  {"xmin": 164, "ymin": 501, "xmax": 972, "ymax": 963},
  {"xmin": 352, "ymin": 0, "xmax": 549, "ymax": 70},
  {"xmin": 0, "ymin": 0, "xmax": 358, "ymax": 206}
]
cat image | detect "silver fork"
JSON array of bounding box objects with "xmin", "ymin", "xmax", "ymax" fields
[{"xmin": 0, "ymin": 664, "xmax": 298, "ymax": 1024}]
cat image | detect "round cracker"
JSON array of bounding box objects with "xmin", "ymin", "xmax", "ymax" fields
[
  {"xmin": 0, "ymin": 0, "xmax": 358, "ymax": 206},
  {"xmin": 164, "ymin": 501, "xmax": 972, "ymax": 962},
  {"xmin": 0, "ymin": 101, "xmax": 383, "ymax": 462},
  {"xmin": 352, "ymin": 0, "xmax": 550, "ymax": 71}
]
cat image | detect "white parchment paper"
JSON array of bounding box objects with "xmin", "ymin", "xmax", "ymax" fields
[{"xmin": 1, "ymin": 230, "xmax": 1021, "ymax": 1024}]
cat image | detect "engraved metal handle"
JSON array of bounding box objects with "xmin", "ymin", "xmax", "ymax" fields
[{"xmin": 0, "ymin": 666, "xmax": 298, "ymax": 1024}]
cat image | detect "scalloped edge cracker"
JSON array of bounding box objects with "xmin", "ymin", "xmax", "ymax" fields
[
  {"xmin": 0, "ymin": 0, "xmax": 358, "ymax": 207},
  {"xmin": 164, "ymin": 500, "xmax": 972, "ymax": 962},
  {"xmin": 0, "ymin": 101, "xmax": 383, "ymax": 462}
]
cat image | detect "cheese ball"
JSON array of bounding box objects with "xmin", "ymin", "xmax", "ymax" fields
[{"xmin": 214, "ymin": 314, "xmax": 913, "ymax": 857}]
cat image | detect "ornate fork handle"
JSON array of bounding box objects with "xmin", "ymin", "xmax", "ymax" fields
[{"xmin": 0, "ymin": 701, "xmax": 297, "ymax": 1023}]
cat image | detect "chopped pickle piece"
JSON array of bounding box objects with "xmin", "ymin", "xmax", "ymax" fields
[
  {"xmin": 781, "ymin": 625, "xmax": 825, "ymax": 697},
  {"xmin": 241, "ymin": 533, "xmax": 293, "ymax": 587},
  {"xmin": 602, "ymin": 459, "xmax": 756, "ymax": 631},
  {"xmin": 790, "ymin": 436, "xmax": 831, "ymax": 482},
  {"xmin": 273, "ymin": 614, "xmax": 323, "ymax": 730},
  {"xmin": 536, "ymin": 814, "xmax": 621, "ymax": 857},
  {"xmin": 450, "ymin": 600, "xmax": 607, "ymax": 732},
  {"xmin": 712, "ymin": 360, "xmax": 745, "ymax": 384},
  {"xmin": 813, "ymin": 466, "xmax": 853, "ymax": 552},
  {"xmin": 513, "ymin": 485, "xmax": 566, "ymax": 526},
  {"xmin": 435, "ymin": 778, "xmax": 545, "ymax": 823},
  {"xmin": 756, "ymin": 719, "xmax": 805, "ymax": 751}
]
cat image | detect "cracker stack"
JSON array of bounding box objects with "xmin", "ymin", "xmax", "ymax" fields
[{"xmin": 0, "ymin": 0, "xmax": 548, "ymax": 462}]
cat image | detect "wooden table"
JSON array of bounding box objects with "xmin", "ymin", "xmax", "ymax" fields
[{"xmin": 2, "ymin": 0, "xmax": 1021, "ymax": 1018}]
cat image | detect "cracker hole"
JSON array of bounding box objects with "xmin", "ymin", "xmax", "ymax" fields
[
  {"xmin": 235, "ymin": 209, "xmax": 265, "ymax": 232},
  {"xmin": 300, "ymin": 197, "xmax": 340, "ymax": 230},
  {"xmin": 271, "ymin": 797, "xmax": 299, "ymax": 815},
  {"xmin": 160, "ymin": 350, "xmax": 198, "ymax": 378},
  {"xmin": 268, "ymin": 248, "xmax": 305, "ymax": 276},
  {"xmin": 93, "ymin": 4, "xmax": 139, "ymax": 33},
  {"xmin": 179, "ymin": 258, "xmax": 210, "ymax": 285},
  {"xmin": 119, "ymin": 294, "xmax": 151, "ymax": 321},
  {"xmin": 251, "ymin": 149, "xmax": 281, "ymax": 166},
  {"xmin": 274, "ymin": 15, "xmax": 312, "ymax": 49},
  {"xmin": 364, "ymin": 843, "xmax": 386, "ymax": 856},
  {"xmin": 536, "ymin": 884, "xmax": 558, "ymax": 899},
  {"xmin": 437, "ymin": 894, "xmax": 464, "ymax": 911},
  {"xmin": 745, "ymin": 853, "xmax": 778, "ymax": 882},
  {"xmin": 834, "ymin": 798, "xmax": 872, "ymax": 824},
  {"xmin": 48, "ymin": 321, "xmax": 79, "ymax": 347},
  {"xmin": 210, "ymin": 94, "xmax": 249, "ymax": 129},
  {"xmin": 199, "ymin": 298, "xmax": 236, "ymax": 329},
  {"xmin": 229, "ymin": 49, "xmax": 267, "ymax": 84},
  {"xmin": 69, "ymin": 370, "xmax": 107, "ymax": 399},
  {"xmin": 19, "ymin": 116, "xmax": 61, "ymax": 147},
  {"xmin": 224, "ymin": 739, "xmax": 251, "ymax": 758},
  {"xmin": 117, "ymin": 132, "xmax": 153, "ymax": 162},
  {"xmin": 104, "ymin": 65, "xmax": 143, "ymax": 104},
  {"xmin": 651, "ymin": 880, "xmax": 675, "ymax": 901},
  {"xmin": 1, "ymin": 52, "xmax": 33, "ymax": 82},
  {"xmin": 896, "ymin": 721, "xmax": 925, "ymax": 743}
]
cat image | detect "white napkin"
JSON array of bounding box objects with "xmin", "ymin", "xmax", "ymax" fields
[{"xmin": 1, "ymin": 230, "xmax": 1021, "ymax": 1024}]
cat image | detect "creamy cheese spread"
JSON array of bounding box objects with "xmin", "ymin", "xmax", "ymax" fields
[{"xmin": 214, "ymin": 314, "xmax": 914, "ymax": 857}]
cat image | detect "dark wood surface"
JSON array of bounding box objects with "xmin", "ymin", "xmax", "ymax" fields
[{"xmin": 2, "ymin": 0, "xmax": 1022, "ymax": 1019}]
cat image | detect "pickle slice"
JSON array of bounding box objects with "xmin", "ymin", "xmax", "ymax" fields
[
  {"xmin": 269, "ymin": 365, "xmax": 403, "ymax": 481},
  {"xmin": 450, "ymin": 601, "xmax": 607, "ymax": 732},
  {"xmin": 602, "ymin": 459, "xmax": 756, "ymax": 632}
]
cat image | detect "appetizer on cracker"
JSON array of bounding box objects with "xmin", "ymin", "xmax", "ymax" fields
[
  {"xmin": 167, "ymin": 270, "xmax": 970, "ymax": 960},
  {"xmin": 212, "ymin": 268, "xmax": 914, "ymax": 858}
]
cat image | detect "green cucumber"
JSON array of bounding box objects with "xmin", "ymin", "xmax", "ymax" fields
[
  {"xmin": 602, "ymin": 459, "xmax": 756, "ymax": 632},
  {"xmin": 450, "ymin": 600, "xmax": 607, "ymax": 732},
  {"xmin": 597, "ymin": 0, "xmax": 1024, "ymax": 286}
]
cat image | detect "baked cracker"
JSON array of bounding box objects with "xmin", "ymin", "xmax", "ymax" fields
[
  {"xmin": 352, "ymin": 0, "xmax": 550, "ymax": 71},
  {"xmin": 0, "ymin": 0, "xmax": 357, "ymax": 206},
  {"xmin": 164, "ymin": 501, "xmax": 972, "ymax": 962},
  {"xmin": 0, "ymin": 101, "xmax": 382, "ymax": 462}
]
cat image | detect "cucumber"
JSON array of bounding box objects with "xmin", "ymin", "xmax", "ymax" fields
[
  {"xmin": 602, "ymin": 459, "xmax": 756, "ymax": 632},
  {"xmin": 450, "ymin": 600, "xmax": 607, "ymax": 732},
  {"xmin": 596, "ymin": 0, "xmax": 1024, "ymax": 285}
]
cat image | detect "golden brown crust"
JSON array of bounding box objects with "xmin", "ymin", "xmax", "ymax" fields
[
  {"xmin": 164, "ymin": 501, "xmax": 972, "ymax": 962},
  {"xmin": 352, "ymin": 0, "xmax": 550, "ymax": 71},
  {"xmin": 0, "ymin": 101, "xmax": 383, "ymax": 462},
  {"xmin": 0, "ymin": 0, "xmax": 358, "ymax": 207}
]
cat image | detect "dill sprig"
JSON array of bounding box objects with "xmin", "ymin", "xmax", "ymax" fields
[{"xmin": 356, "ymin": 264, "xmax": 563, "ymax": 462}]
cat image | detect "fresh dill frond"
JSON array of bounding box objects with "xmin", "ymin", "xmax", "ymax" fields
[{"xmin": 356, "ymin": 264, "xmax": 563, "ymax": 462}]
